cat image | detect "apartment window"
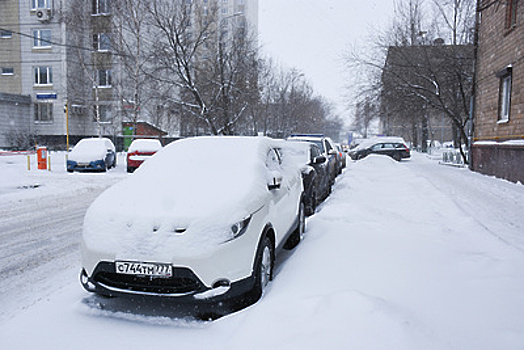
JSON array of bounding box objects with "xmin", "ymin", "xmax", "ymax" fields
[
  {"xmin": 34, "ymin": 66, "xmax": 52, "ymax": 85},
  {"xmin": 498, "ymin": 67, "xmax": 512, "ymax": 122},
  {"xmin": 35, "ymin": 103, "xmax": 53, "ymax": 122},
  {"xmin": 31, "ymin": 0, "xmax": 53, "ymax": 10},
  {"xmin": 506, "ymin": 0, "xmax": 519, "ymax": 29},
  {"xmin": 92, "ymin": 0, "xmax": 110, "ymax": 15},
  {"xmin": 95, "ymin": 69, "xmax": 111, "ymax": 87},
  {"xmin": 93, "ymin": 105, "xmax": 112, "ymax": 123},
  {"xmin": 1, "ymin": 68, "xmax": 14, "ymax": 75},
  {"xmin": 0, "ymin": 29, "xmax": 13, "ymax": 38},
  {"xmin": 93, "ymin": 33, "xmax": 111, "ymax": 51},
  {"xmin": 33, "ymin": 29, "xmax": 52, "ymax": 48}
]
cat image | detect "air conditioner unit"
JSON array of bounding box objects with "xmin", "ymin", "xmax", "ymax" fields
[{"xmin": 35, "ymin": 9, "xmax": 52, "ymax": 22}]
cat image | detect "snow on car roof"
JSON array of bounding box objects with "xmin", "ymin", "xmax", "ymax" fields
[
  {"xmin": 128, "ymin": 139, "xmax": 162, "ymax": 153},
  {"xmin": 83, "ymin": 136, "xmax": 298, "ymax": 257}
]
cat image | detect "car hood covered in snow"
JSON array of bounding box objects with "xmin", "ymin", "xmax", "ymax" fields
[{"xmin": 83, "ymin": 136, "xmax": 290, "ymax": 258}]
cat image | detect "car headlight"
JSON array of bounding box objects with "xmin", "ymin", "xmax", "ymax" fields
[{"xmin": 228, "ymin": 215, "xmax": 252, "ymax": 241}]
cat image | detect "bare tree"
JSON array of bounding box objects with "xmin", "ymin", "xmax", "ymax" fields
[
  {"xmin": 146, "ymin": 0, "xmax": 260, "ymax": 136},
  {"xmin": 346, "ymin": 0, "xmax": 476, "ymax": 161}
]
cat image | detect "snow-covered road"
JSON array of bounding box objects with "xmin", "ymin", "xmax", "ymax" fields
[{"xmin": 1, "ymin": 152, "xmax": 523, "ymax": 349}]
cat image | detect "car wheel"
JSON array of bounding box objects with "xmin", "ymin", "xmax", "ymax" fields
[
  {"xmin": 252, "ymin": 235, "xmax": 274, "ymax": 300},
  {"xmin": 305, "ymin": 189, "xmax": 316, "ymax": 216},
  {"xmin": 393, "ymin": 153, "xmax": 402, "ymax": 161},
  {"xmin": 284, "ymin": 201, "xmax": 306, "ymax": 250}
]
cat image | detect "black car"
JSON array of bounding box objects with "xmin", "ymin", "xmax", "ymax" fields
[
  {"xmin": 349, "ymin": 137, "xmax": 411, "ymax": 161},
  {"xmin": 288, "ymin": 134, "xmax": 339, "ymax": 186},
  {"xmin": 286, "ymin": 141, "xmax": 331, "ymax": 216}
]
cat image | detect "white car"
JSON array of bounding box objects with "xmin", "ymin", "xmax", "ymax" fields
[{"xmin": 80, "ymin": 136, "xmax": 305, "ymax": 313}]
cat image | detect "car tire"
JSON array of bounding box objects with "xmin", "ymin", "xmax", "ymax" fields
[
  {"xmin": 252, "ymin": 235, "xmax": 274, "ymax": 300},
  {"xmin": 305, "ymin": 189, "xmax": 316, "ymax": 216},
  {"xmin": 393, "ymin": 153, "xmax": 402, "ymax": 161},
  {"xmin": 284, "ymin": 201, "xmax": 305, "ymax": 250}
]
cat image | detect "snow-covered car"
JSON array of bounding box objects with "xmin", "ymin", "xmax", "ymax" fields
[
  {"xmin": 67, "ymin": 138, "xmax": 116, "ymax": 172},
  {"xmin": 287, "ymin": 134, "xmax": 339, "ymax": 185},
  {"xmin": 80, "ymin": 136, "xmax": 305, "ymax": 312},
  {"xmin": 285, "ymin": 140, "xmax": 330, "ymax": 216},
  {"xmin": 126, "ymin": 139, "xmax": 163, "ymax": 173},
  {"xmin": 349, "ymin": 137, "xmax": 411, "ymax": 161}
]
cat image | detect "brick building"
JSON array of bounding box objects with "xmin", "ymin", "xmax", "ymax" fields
[{"xmin": 472, "ymin": 0, "xmax": 524, "ymax": 183}]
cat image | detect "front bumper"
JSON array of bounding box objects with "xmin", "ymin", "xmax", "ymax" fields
[
  {"xmin": 80, "ymin": 262, "xmax": 256, "ymax": 302},
  {"xmin": 67, "ymin": 159, "xmax": 106, "ymax": 172}
]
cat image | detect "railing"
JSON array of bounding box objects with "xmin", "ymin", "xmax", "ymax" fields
[{"xmin": 441, "ymin": 149, "xmax": 468, "ymax": 166}]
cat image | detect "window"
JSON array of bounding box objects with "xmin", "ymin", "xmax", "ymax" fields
[
  {"xmin": 93, "ymin": 33, "xmax": 111, "ymax": 51},
  {"xmin": 95, "ymin": 69, "xmax": 111, "ymax": 87},
  {"xmin": 93, "ymin": 105, "xmax": 112, "ymax": 123},
  {"xmin": 506, "ymin": 0, "xmax": 519, "ymax": 29},
  {"xmin": 34, "ymin": 66, "xmax": 52, "ymax": 85},
  {"xmin": 92, "ymin": 0, "xmax": 110, "ymax": 15},
  {"xmin": 33, "ymin": 29, "xmax": 51, "ymax": 48},
  {"xmin": 1, "ymin": 68, "xmax": 14, "ymax": 75},
  {"xmin": 0, "ymin": 29, "xmax": 13, "ymax": 38},
  {"xmin": 35, "ymin": 103, "xmax": 53, "ymax": 122},
  {"xmin": 499, "ymin": 70, "xmax": 512, "ymax": 122},
  {"xmin": 31, "ymin": 0, "xmax": 53, "ymax": 10}
]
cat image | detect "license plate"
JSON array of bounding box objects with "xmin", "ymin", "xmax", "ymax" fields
[{"xmin": 115, "ymin": 261, "xmax": 172, "ymax": 278}]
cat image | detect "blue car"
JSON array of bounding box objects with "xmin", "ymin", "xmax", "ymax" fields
[{"xmin": 67, "ymin": 138, "xmax": 116, "ymax": 172}]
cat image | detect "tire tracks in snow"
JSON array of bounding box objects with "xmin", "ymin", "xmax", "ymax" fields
[{"xmin": 0, "ymin": 187, "xmax": 110, "ymax": 317}]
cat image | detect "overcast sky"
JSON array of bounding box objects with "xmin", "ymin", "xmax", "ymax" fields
[{"xmin": 259, "ymin": 0, "xmax": 395, "ymax": 124}]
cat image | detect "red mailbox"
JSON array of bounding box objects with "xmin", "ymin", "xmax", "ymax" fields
[{"xmin": 37, "ymin": 147, "xmax": 47, "ymax": 170}]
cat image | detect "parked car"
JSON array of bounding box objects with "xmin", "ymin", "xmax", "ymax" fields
[
  {"xmin": 349, "ymin": 137, "xmax": 411, "ymax": 161},
  {"xmin": 334, "ymin": 143, "xmax": 346, "ymax": 172},
  {"xmin": 67, "ymin": 138, "xmax": 116, "ymax": 172},
  {"xmin": 285, "ymin": 141, "xmax": 330, "ymax": 216},
  {"xmin": 287, "ymin": 134, "xmax": 339, "ymax": 185},
  {"xmin": 126, "ymin": 139, "xmax": 163, "ymax": 173},
  {"xmin": 80, "ymin": 136, "xmax": 305, "ymax": 316}
]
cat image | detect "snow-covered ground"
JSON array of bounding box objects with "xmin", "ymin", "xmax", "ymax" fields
[{"xmin": 1, "ymin": 151, "xmax": 524, "ymax": 349}]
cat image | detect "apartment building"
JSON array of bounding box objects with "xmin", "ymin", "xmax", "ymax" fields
[
  {"xmin": 0, "ymin": 0, "xmax": 259, "ymax": 149},
  {"xmin": 472, "ymin": 0, "xmax": 524, "ymax": 183}
]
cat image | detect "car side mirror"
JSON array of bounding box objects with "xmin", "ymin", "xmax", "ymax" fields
[
  {"xmin": 268, "ymin": 172, "xmax": 283, "ymax": 190},
  {"xmin": 313, "ymin": 155, "xmax": 326, "ymax": 164}
]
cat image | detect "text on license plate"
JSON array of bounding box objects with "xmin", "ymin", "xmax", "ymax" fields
[{"xmin": 115, "ymin": 261, "xmax": 172, "ymax": 278}]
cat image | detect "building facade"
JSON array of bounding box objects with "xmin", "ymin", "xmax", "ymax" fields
[
  {"xmin": 0, "ymin": 0, "xmax": 259, "ymax": 149},
  {"xmin": 472, "ymin": 0, "xmax": 524, "ymax": 183}
]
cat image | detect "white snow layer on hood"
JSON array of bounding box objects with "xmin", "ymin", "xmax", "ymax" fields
[{"xmin": 82, "ymin": 136, "xmax": 296, "ymax": 258}]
